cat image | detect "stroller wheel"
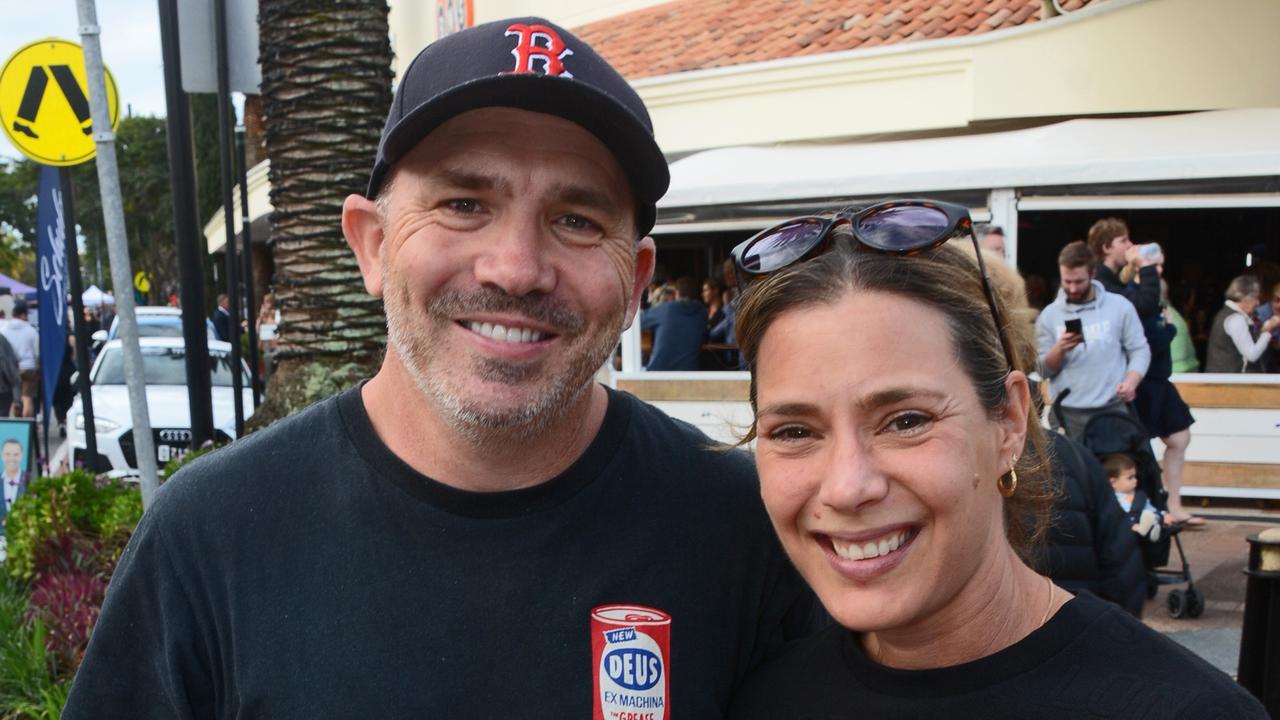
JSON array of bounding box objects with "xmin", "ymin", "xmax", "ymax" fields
[
  {"xmin": 1167, "ymin": 589, "xmax": 1187, "ymax": 619},
  {"xmin": 1186, "ymin": 588, "xmax": 1205, "ymax": 618}
]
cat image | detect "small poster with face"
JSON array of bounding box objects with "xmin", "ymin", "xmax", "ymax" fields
[
  {"xmin": 0, "ymin": 418, "xmax": 37, "ymax": 505},
  {"xmin": 0, "ymin": 417, "xmax": 36, "ymax": 561}
]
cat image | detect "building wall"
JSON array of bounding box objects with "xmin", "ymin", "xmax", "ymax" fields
[{"xmin": 633, "ymin": 0, "xmax": 1280, "ymax": 153}]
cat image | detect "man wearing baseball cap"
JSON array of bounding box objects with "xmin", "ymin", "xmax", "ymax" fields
[{"xmin": 67, "ymin": 18, "xmax": 821, "ymax": 717}]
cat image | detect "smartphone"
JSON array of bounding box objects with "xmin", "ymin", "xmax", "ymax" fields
[{"xmin": 1065, "ymin": 318, "xmax": 1083, "ymax": 336}]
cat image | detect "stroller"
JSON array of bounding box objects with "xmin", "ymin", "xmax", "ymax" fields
[{"xmin": 1054, "ymin": 395, "xmax": 1204, "ymax": 619}]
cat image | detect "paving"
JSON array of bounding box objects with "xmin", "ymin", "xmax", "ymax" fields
[{"xmin": 1138, "ymin": 509, "xmax": 1279, "ymax": 677}]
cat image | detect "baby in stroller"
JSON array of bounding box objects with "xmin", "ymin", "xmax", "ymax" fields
[{"xmin": 1103, "ymin": 453, "xmax": 1175, "ymax": 542}]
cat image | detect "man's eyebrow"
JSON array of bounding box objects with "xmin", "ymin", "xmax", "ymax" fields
[
  {"xmin": 549, "ymin": 182, "xmax": 624, "ymax": 213},
  {"xmin": 432, "ymin": 168, "xmax": 512, "ymax": 194},
  {"xmin": 426, "ymin": 171, "xmax": 621, "ymax": 213}
]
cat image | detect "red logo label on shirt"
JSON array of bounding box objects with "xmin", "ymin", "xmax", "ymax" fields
[
  {"xmin": 504, "ymin": 23, "xmax": 575, "ymax": 77},
  {"xmin": 591, "ymin": 605, "xmax": 670, "ymax": 720}
]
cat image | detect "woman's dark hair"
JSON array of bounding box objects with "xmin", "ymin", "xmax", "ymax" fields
[{"xmin": 734, "ymin": 235, "xmax": 1054, "ymax": 565}]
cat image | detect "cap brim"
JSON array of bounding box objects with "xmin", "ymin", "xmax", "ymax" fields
[{"xmin": 366, "ymin": 74, "xmax": 668, "ymax": 233}]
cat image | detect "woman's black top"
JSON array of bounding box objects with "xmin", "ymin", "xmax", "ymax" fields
[{"xmin": 729, "ymin": 592, "xmax": 1266, "ymax": 719}]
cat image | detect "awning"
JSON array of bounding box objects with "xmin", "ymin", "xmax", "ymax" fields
[
  {"xmin": 204, "ymin": 159, "xmax": 272, "ymax": 254},
  {"xmin": 657, "ymin": 109, "xmax": 1280, "ymax": 214}
]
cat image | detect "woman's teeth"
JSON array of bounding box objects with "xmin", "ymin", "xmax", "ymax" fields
[
  {"xmin": 831, "ymin": 529, "xmax": 909, "ymax": 561},
  {"xmin": 467, "ymin": 321, "xmax": 546, "ymax": 344}
]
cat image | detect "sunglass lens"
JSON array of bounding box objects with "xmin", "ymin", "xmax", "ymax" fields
[
  {"xmin": 740, "ymin": 218, "xmax": 828, "ymax": 273},
  {"xmin": 856, "ymin": 205, "xmax": 952, "ymax": 252}
]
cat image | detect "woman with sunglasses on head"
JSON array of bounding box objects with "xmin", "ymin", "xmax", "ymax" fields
[{"xmin": 727, "ymin": 201, "xmax": 1264, "ymax": 719}]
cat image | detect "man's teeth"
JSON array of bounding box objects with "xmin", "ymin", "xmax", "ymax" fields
[
  {"xmin": 466, "ymin": 322, "xmax": 546, "ymax": 344},
  {"xmin": 831, "ymin": 530, "xmax": 909, "ymax": 561}
]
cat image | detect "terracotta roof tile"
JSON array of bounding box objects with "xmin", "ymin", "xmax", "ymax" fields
[
  {"xmin": 1010, "ymin": 4, "xmax": 1039, "ymax": 23},
  {"xmin": 575, "ymin": 0, "xmax": 1107, "ymax": 80},
  {"xmin": 986, "ymin": 7, "xmax": 1013, "ymax": 26}
]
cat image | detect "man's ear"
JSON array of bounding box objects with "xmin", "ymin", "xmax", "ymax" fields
[
  {"xmin": 343, "ymin": 194, "xmax": 386, "ymax": 297},
  {"xmin": 623, "ymin": 236, "xmax": 657, "ymax": 330}
]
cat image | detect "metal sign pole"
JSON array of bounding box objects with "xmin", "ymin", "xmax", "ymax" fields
[
  {"xmin": 236, "ymin": 123, "xmax": 261, "ymax": 408},
  {"xmin": 56, "ymin": 169, "xmax": 100, "ymax": 469},
  {"xmin": 75, "ymin": 0, "xmax": 160, "ymax": 505},
  {"xmin": 157, "ymin": 0, "xmax": 215, "ymax": 449},
  {"xmin": 214, "ymin": 0, "xmax": 244, "ymax": 435}
]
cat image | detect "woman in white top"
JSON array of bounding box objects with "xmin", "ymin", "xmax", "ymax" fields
[{"xmin": 1205, "ymin": 275, "xmax": 1280, "ymax": 373}]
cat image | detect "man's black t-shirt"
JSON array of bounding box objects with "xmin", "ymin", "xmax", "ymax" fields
[
  {"xmin": 729, "ymin": 592, "xmax": 1265, "ymax": 719},
  {"xmin": 66, "ymin": 387, "xmax": 822, "ymax": 718}
]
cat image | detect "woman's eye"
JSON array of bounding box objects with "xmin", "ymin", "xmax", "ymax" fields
[
  {"xmin": 766, "ymin": 425, "xmax": 812, "ymax": 443},
  {"xmin": 884, "ymin": 412, "xmax": 930, "ymax": 434}
]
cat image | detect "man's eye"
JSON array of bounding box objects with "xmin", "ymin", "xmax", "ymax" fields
[
  {"xmin": 445, "ymin": 199, "xmax": 481, "ymax": 214},
  {"xmin": 557, "ymin": 214, "xmax": 602, "ymax": 233}
]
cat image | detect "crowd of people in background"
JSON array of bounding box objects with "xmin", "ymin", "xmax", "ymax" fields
[
  {"xmin": 639, "ymin": 258, "xmax": 744, "ymax": 371},
  {"xmin": 639, "ymin": 220, "xmax": 1280, "ymax": 380},
  {"xmin": 635, "ymin": 215, "xmax": 1279, "ymax": 529}
]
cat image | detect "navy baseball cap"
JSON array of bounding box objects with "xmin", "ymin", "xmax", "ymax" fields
[{"xmin": 366, "ymin": 17, "xmax": 670, "ymax": 235}]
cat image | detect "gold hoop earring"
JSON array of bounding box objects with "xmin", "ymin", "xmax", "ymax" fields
[{"xmin": 998, "ymin": 468, "xmax": 1018, "ymax": 498}]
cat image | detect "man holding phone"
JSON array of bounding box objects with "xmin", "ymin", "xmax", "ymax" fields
[{"xmin": 1037, "ymin": 241, "xmax": 1151, "ymax": 439}]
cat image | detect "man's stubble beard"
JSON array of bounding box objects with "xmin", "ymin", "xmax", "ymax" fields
[{"xmin": 382, "ymin": 266, "xmax": 626, "ymax": 446}]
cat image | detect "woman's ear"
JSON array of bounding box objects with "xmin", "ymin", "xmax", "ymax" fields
[{"xmin": 1000, "ymin": 370, "xmax": 1031, "ymax": 458}]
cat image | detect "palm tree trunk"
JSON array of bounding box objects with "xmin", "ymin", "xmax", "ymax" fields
[{"xmin": 255, "ymin": 0, "xmax": 392, "ymax": 421}]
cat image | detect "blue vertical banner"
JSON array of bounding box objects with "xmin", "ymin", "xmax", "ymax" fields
[{"xmin": 36, "ymin": 165, "xmax": 68, "ymax": 423}]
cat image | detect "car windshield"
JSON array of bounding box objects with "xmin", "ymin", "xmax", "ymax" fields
[
  {"xmin": 93, "ymin": 347, "xmax": 244, "ymax": 387},
  {"xmin": 137, "ymin": 322, "xmax": 184, "ymax": 338}
]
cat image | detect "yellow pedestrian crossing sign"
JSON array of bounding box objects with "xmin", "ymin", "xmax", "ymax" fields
[
  {"xmin": 134, "ymin": 271, "xmax": 151, "ymax": 294},
  {"xmin": 0, "ymin": 38, "xmax": 119, "ymax": 166}
]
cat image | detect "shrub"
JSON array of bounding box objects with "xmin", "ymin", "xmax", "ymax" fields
[
  {"xmin": 4, "ymin": 471, "xmax": 141, "ymax": 583},
  {"xmin": 0, "ymin": 576, "xmax": 69, "ymax": 719},
  {"xmin": 25, "ymin": 535, "xmax": 109, "ymax": 677},
  {"xmin": 161, "ymin": 442, "xmax": 223, "ymax": 481}
]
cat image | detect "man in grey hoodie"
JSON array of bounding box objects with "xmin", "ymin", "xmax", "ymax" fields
[{"xmin": 1037, "ymin": 241, "xmax": 1151, "ymax": 440}]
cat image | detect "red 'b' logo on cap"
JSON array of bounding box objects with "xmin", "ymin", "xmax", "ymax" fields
[{"xmin": 504, "ymin": 23, "xmax": 574, "ymax": 77}]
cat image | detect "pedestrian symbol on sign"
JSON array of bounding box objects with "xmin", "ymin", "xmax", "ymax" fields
[
  {"xmin": 12, "ymin": 64, "xmax": 95, "ymax": 139},
  {"xmin": 0, "ymin": 39, "xmax": 119, "ymax": 166}
]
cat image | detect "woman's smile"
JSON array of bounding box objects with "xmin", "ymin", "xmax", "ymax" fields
[{"xmin": 817, "ymin": 526, "xmax": 920, "ymax": 581}]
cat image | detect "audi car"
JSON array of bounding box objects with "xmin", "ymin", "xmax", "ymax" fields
[
  {"xmin": 91, "ymin": 306, "xmax": 218, "ymax": 342},
  {"xmin": 68, "ymin": 337, "xmax": 255, "ymax": 472}
]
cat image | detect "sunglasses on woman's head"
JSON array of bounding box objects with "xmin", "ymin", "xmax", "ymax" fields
[{"xmin": 731, "ymin": 199, "xmax": 1015, "ymax": 370}]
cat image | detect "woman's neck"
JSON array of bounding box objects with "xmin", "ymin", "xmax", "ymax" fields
[{"xmin": 861, "ymin": 547, "xmax": 1065, "ymax": 670}]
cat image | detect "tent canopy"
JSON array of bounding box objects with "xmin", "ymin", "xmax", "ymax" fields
[
  {"xmin": 658, "ymin": 109, "xmax": 1280, "ymax": 211},
  {"xmin": 82, "ymin": 285, "xmax": 115, "ymax": 307},
  {"xmin": 0, "ymin": 273, "xmax": 36, "ymax": 301}
]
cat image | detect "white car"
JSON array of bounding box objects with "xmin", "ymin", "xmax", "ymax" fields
[
  {"xmin": 68, "ymin": 337, "xmax": 255, "ymax": 472},
  {"xmin": 91, "ymin": 306, "xmax": 218, "ymax": 344}
]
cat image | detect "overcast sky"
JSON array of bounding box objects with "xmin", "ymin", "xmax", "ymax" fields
[{"xmin": 2, "ymin": 0, "xmax": 167, "ymax": 160}]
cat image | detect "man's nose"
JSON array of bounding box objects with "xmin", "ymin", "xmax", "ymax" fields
[{"xmin": 473, "ymin": 218, "xmax": 557, "ymax": 297}]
